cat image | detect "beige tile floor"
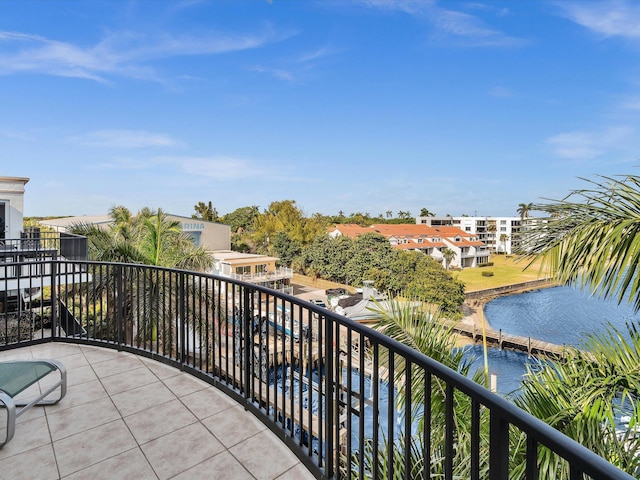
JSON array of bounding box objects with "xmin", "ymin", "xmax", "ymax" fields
[{"xmin": 0, "ymin": 343, "xmax": 317, "ymax": 480}]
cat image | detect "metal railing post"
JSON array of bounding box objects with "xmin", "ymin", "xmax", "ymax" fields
[
  {"xmin": 180, "ymin": 272, "xmax": 186, "ymax": 367},
  {"xmin": 50, "ymin": 260, "xmax": 58, "ymax": 339},
  {"xmin": 116, "ymin": 265, "xmax": 123, "ymax": 349},
  {"xmin": 243, "ymin": 286, "xmax": 251, "ymax": 400},
  {"xmin": 325, "ymin": 309, "xmax": 334, "ymax": 478}
]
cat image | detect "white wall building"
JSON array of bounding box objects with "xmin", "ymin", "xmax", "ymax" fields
[
  {"xmin": 40, "ymin": 213, "xmax": 231, "ymax": 252},
  {"xmin": 0, "ymin": 176, "xmax": 29, "ymax": 240},
  {"xmin": 417, "ymin": 216, "xmax": 523, "ymax": 254},
  {"xmin": 329, "ymin": 223, "xmax": 490, "ymax": 268}
]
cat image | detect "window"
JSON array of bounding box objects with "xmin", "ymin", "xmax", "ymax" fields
[
  {"xmin": 235, "ymin": 265, "xmax": 251, "ymax": 275},
  {"xmin": 465, "ymin": 227, "xmax": 471, "ymax": 231},
  {"xmin": 184, "ymin": 231, "xmax": 201, "ymax": 246},
  {"xmin": 255, "ymin": 264, "xmax": 267, "ymax": 274},
  {"xmin": 500, "ymin": 220, "xmax": 507, "ymax": 225}
]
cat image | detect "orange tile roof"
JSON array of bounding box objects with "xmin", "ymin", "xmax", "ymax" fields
[{"xmin": 330, "ymin": 223, "xmax": 484, "ymax": 248}]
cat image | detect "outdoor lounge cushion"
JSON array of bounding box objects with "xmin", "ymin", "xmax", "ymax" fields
[{"xmin": 0, "ymin": 359, "xmax": 67, "ymax": 447}]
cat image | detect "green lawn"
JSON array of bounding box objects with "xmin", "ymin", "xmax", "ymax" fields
[{"xmin": 455, "ymin": 255, "xmax": 549, "ymax": 292}]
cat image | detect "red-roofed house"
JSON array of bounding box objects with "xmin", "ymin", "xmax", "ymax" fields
[{"xmin": 328, "ymin": 223, "xmax": 490, "ymax": 268}]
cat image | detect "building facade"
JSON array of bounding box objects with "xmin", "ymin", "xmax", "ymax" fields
[
  {"xmin": 416, "ymin": 215, "xmax": 523, "ymax": 254},
  {"xmin": 40, "ymin": 214, "xmax": 231, "ymax": 252},
  {"xmin": 211, "ymin": 251, "xmax": 293, "ymax": 294},
  {"xmin": 0, "ymin": 176, "xmax": 29, "ymax": 241},
  {"xmin": 329, "ymin": 223, "xmax": 490, "ymax": 268}
]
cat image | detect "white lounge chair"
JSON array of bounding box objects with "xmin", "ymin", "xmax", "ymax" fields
[{"xmin": 0, "ymin": 359, "xmax": 67, "ymax": 447}]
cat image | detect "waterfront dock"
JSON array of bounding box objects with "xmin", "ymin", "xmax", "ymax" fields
[{"xmin": 453, "ymin": 321, "xmax": 566, "ymax": 358}]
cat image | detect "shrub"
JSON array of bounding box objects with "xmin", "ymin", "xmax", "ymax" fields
[
  {"xmin": 477, "ymin": 262, "xmax": 494, "ymax": 267},
  {"xmin": 481, "ymin": 271, "xmax": 494, "ymax": 277}
]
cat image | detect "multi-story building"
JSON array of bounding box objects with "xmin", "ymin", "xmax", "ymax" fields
[
  {"xmin": 417, "ymin": 215, "xmax": 523, "ymax": 254},
  {"xmin": 329, "ymin": 223, "xmax": 490, "ymax": 268},
  {"xmin": 40, "ymin": 214, "xmax": 295, "ymax": 292},
  {"xmin": 211, "ymin": 251, "xmax": 293, "ymax": 294},
  {"xmin": 40, "ymin": 214, "xmax": 231, "ymax": 252},
  {"xmin": 0, "ymin": 176, "xmax": 89, "ymax": 316}
]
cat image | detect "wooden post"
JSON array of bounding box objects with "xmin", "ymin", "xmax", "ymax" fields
[{"xmin": 490, "ymin": 373, "xmax": 497, "ymax": 393}]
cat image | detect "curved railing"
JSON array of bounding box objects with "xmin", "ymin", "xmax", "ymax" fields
[{"xmin": 0, "ymin": 259, "xmax": 633, "ymax": 479}]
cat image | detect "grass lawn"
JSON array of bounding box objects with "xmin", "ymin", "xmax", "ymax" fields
[{"xmin": 455, "ymin": 254, "xmax": 550, "ymax": 293}]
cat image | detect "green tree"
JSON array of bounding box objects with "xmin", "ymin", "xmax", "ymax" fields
[
  {"xmin": 70, "ymin": 206, "xmax": 213, "ymax": 343},
  {"xmin": 269, "ymin": 231, "xmax": 302, "ymax": 267},
  {"xmin": 516, "ymin": 202, "xmax": 532, "ymax": 222},
  {"xmin": 344, "ymin": 233, "xmax": 393, "ymax": 287},
  {"xmin": 252, "ymin": 200, "xmax": 325, "ymax": 249},
  {"xmin": 220, "ymin": 205, "xmax": 259, "ymax": 234},
  {"xmin": 352, "ymin": 300, "xmax": 485, "ymax": 478},
  {"xmin": 499, "ymin": 233, "xmax": 509, "ymax": 253},
  {"xmin": 441, "ymin": 247, "xmax": 455, "ymax": 270},
  {"xmin": 517, "ymin": 172, "xmax": 640, "ymax": 476},
  {"xmin": 404, "ymin": 256, "xmax": 465, "ymax": 317},
  {"xmin": 419, "ymin": 207, "xmax": 435, "ymax": 217},
  {"xmin": 192, "ymin": 201, "xmax": 218, "ymax": 222},
  {"xmin": 512, "ymin": 323, "xmax": 640, "ymax": 476}
]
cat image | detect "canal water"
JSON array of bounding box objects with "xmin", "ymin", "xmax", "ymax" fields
[{"xmin": 465, "ymin": 284, "xmax": 640, "ymax": 396}]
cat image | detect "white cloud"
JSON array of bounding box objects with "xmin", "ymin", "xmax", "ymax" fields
[
  {"xmin": 99, "ymin": 157, "xmax": 152, "ymax": 170},
  {"xmin": 555, "ymin": 1, "xmax": 640, "ymax": 39},
  {"xmin": 172, "ymin": 156, "xmax": 267, "ymax": 180},
  {"xmin": 71, "ymin": 130, "xmax": 182, "ymax": 148},
  {"xmin": 297, "ymin": 46, "xmax": 334, "ymax": 63},
  {"xmin": 247, "ymin": 65, "xmax": 294, "ymax": 81},
  {"xmin": 547, "ymin": 126, "xmax": 634, "ymax": 159},
  {"xmin": 355, "ymin": 0, "xmax": 526, "ymax": 47},
  {"xmin": 0, "ymin": 27, "xmax": 291, "ymax": 82},
  {"xmin": 620, "ymin": 98, "xmax": 640, "ymax": 110}
]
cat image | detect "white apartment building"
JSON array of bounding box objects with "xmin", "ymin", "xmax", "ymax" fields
[{"xmin": 417, "ymin": 215, "xmax": 523, "ymax": 254}]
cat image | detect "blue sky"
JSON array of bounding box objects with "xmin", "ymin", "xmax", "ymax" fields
[{"xmin": 3, "ymin": 0, "xmax": 640, "ymax": 218}]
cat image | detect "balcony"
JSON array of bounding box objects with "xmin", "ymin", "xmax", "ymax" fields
[
  {"xmin": 223, "ymin": 267, "xmax": 293, "ymax": 284},
  {"xmin": 1, "ymin": 232, "xmax": 88, "ymax": 263},
  {"xmin": 0, "ymin": 342, "xmax": 313, "ymax": 479},
  {"xmin": 0, "ymin": 259, "xmax": 633, "ymax": 479}
]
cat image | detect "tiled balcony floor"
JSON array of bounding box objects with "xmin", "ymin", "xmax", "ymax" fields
[{"xmin": 0, "ymin": 343, "xmax": 316, "ymax": 480}]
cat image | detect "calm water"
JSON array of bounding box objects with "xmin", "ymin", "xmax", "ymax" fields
[
  {"xmin": 484, "ymin": 285, "xmax": 639, "ymax": 347},
  {"xmin": 467, "ymin": 285, "xmax": 640, "ymax": 396}
]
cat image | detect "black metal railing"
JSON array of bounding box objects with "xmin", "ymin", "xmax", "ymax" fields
[
  {"xmin": 0, "ymin": 232, "xmax": 88, "ymax": 261},
  {"xmin": 0, "ymin": 258, "xmax": 634, "ymax": 480}
]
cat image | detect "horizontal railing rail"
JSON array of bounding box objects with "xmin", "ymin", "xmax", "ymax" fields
[
  {"xmin": 0, "ymin": 258, "xmax": 634, "ymax": 479},
  {"xmin": 0, "ymin": 232, "xmax": 87, "ymax": 261}
]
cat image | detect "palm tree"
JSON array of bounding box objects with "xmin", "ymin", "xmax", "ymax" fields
[
  {"xmin": 70, "ymin": 206, "xmax": 213, "ymax": 343},
  {"xmin": 441, "ymin": 247, "xmax": 455, "ymax": 270},
  {"xmin": 516, "ymin": 172, "xmax": 640, "ymax": 476},
  {"xmin": 512, "ymin": 323, "xmax": 640, "ymax": 476},
  {"xmin": 516, "ymin": 202, "xmax": 532, "ymax": 222},
  {"xmin": 419, "ymin": 208, "xmax": 435, "ymax": 217},
  {"xmin": 350, "ymin": 299, "xmax": 486, "ymax": 478},
  {"xmin": 499, "ymin": 233, "xmax": 509, "ymax": 254}
]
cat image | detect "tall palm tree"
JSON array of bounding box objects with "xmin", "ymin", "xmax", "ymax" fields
[
  {"xmin": 70, "ymin": 206, "xmax": 213, "ymax": 343},
  {"xmin": 441, "ymin": 247, "xmax": 455, "ymax": 270},
  {"xmin": 516, "ymin": 202, "xmax": 532, "ymax": 222},
  {"xmin": 499, "ymin": 233, "xmax": 509, "ymax": 254}
]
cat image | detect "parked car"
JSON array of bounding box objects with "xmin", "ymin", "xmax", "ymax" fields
[{"xmin": 309, "ymin": 298, "xmax": 327, "ymax": 318}]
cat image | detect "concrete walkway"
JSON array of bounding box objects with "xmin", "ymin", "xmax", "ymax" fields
[{"xmin": 0, "ymin": 343, "xmax": 317, "ymax": 479}]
